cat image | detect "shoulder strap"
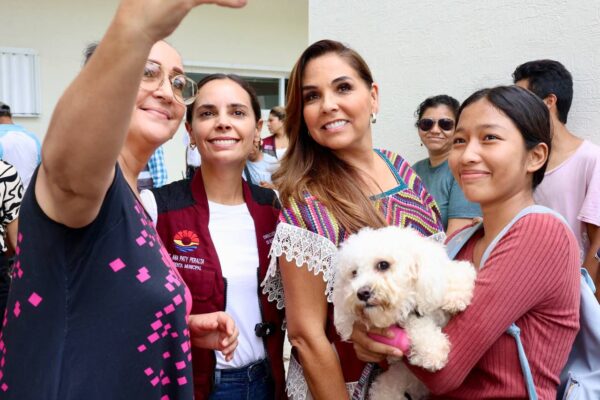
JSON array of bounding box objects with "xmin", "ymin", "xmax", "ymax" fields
[
  {"xmin": 506, "ymin": 323, "xmax": 539, "ymax": 400},
  {"xmin": 479, "ymin": 205, "xmax": 566, "ymax": 268},
  {"xmin": 498, "ymin": 206, "xmax": 567, "ymax": 400},
  {"xmin": 445, "ymin": 222, "xmax": 483, "ymax": 260},
  {"xmin": 447, "ymin": 204, "xmax": 567, "ymax": 269}
]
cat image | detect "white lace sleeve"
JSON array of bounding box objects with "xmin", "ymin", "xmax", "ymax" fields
[{"xmin": 261, "ymin": 222, "xmax": 339, "ymax": 309}]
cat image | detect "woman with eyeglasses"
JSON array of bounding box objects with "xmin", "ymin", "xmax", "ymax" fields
[
  {"xmin": 141, "ymin": 74, "xmax": 285, "ymax": 400},
  {"xmin": 412, "ymin": 95, "xmax": 481, "ymax": 235},
  {"xmin": 0, "ymin": 1, "xmax": 246, "ymax": 399}
]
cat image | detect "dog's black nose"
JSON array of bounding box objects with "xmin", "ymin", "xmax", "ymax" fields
[{"xmin": 357, "ymin": 287, "xmax": 371, "ymax": 302}]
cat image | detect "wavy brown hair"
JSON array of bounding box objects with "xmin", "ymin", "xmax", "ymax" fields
[{"xmin": 273, "ymin": 39, "xmax": 385, "ymax": 233}]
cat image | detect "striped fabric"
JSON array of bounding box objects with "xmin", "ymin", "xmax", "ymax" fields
[{"xmin": 280, "ymin": 149, "xmax": 443, "ymax": 243}]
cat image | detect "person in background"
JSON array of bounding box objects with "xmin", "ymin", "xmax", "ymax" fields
[
  {"xmin": 412, "ymin": 95, "xmax": 481, "ymax": 236},
  {"xmin": 142, "ymin": 74, "xmax": 285, "ymax": 400},
  {"xmin": 0, "ymin": 1, "xmax": 246, "ymax": 398},
  {"xmin": 0, "ymin": 160, "xmax": 23, "ymax": 332},
  {"xmin": 261, "ymin": 39, "xmax": 443, "ymax": 399},
  {"xmin": 262, "ymin": 106, "xmax": 289, "ymax": 159},
  {"xmin": 514, "ymin": 59, "xmax": 600, "ymax": 300},
  {"xmin": 243, "ymin": 130, "xmax": 278, "ymax": 187},
  {"xmin": 137, "ymin": 146, "xmax": 168, "ymax": 190},
  {"xmin": 352, "ymin": 86, "xmax": 580, "ymax": 399},
  {"xmin": 0, "ymin": 102, "xmax": 41, "ymax": 190},
  {"xmin": 184, "ymin": 133, "xmax": 202, "ymax": 179},
  {"xmin": 146, "ymin": 145, "xmax": 169, "ymax": 187}
]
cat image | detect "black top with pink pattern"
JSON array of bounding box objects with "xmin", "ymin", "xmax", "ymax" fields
[{"xmin": 0, "ymin": 165, "xmax": 193, "ymax": 400}]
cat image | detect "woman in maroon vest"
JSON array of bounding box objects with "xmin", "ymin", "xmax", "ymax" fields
[
  {"xmin": 142, "ymin": 74, "xmax": 286, "ymax": 400},
  {"xmin": 262, "ymin": 106, "xmax": 289, "ymax": 159}
]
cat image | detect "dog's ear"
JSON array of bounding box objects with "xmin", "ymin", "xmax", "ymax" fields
[
  {"xmin": 332, "ymin": 258, "xmax": 356, "ymax": 341},
  {"xmin": 411, "ymin": 251, "xmax": 447, "ymax": 313},
  {"xmin": 332, "ymin": 279, "xmax": 356, "ymax": 341}
]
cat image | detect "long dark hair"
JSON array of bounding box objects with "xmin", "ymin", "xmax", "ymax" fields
[
  {"xmin": 273, "ymin": 39, "xmax": 385, "ymax": 232},
  {"xmin": 458, "ymin": 85, "xmax": 552, "ymax": 189}
]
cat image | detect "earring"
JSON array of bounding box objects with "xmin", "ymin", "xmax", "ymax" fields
[
  {"xmin": 189, "ymin": 143, "xmax": 196, "ymax": 150},
  {"xmin": 371, "ymin": 113, "xmax": 377, "ymax": 124}
]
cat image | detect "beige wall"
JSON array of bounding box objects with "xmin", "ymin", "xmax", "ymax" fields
[
  {"xmin": 309, "ymin": 0, "xmax": 600, "ymax": 164},
  {"xmin": 1, "ymin": 0, "xmax": 308, "ymax": 182}
]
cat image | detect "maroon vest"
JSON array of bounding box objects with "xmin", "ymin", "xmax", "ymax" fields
[
  {"xmin": 152, "ymin": 169, "xmax": 286, "ymax": 400},
  {"xmin": 261, "ymin": 135, "xmax": 277, "ymax": 158}
]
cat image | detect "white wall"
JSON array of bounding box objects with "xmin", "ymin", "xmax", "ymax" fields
[
  {"xmin": 309, "ymin": 0, "xmax": 600, "ymax": 164},
  {"xmin": 1, "ymin": 0, "xmax": 307, "ymax": 182}
]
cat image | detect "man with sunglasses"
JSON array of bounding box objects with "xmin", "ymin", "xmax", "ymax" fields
[{"xmin": 514, "ymin": 60, "xmax": 600, "ymax": 301}]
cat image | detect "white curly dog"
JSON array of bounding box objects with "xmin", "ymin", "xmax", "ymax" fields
[{"xmin": 333, "ymin": 226, "xmax": 476, "ymax": 399}]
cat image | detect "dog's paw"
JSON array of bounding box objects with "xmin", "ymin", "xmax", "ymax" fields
[
  {"xmin": 442, "ymin": 261, "xmax": 476, "ymax": 313},
  {"xmin": 408, "ymin": 333, "xmax": 450, "ymax": 371},
  {"xmin": 441, "ymin": 290, "xmax": 472, "ymax": 313}
]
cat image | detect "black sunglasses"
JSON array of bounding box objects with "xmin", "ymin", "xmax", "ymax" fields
[{"xmin": 417, "ymin": 118, "xmax": 455, "ymax": 132}]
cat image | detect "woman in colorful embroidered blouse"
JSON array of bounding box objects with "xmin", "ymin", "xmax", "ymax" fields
[{"xmin": 261, "ymin": 39, "xmax": 443, "ymax": 399}]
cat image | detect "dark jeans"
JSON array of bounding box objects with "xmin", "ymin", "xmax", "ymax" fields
[{"xmin": 209, "ymin": 358, "xmax": 274, "ymax": 400}]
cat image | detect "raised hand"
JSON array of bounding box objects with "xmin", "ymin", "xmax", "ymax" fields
[{"xmin": 114, "ymin": 0, "xmax": 248, "ymax": 44}]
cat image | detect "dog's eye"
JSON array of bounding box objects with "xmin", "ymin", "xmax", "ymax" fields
[
  {"xmin": 351, "ymin": 270, "xmax": 357, "ymax": 278},
  {"xmin": 376, "ymin": 261, "xmax": 390, "ymax": 271}
]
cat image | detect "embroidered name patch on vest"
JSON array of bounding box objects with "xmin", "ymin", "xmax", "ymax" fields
[{"xmin": 172, "ymin": 230, "xmax": 205, "ymax": 270}]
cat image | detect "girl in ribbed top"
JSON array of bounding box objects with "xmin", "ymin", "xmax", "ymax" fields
[{"xmin": 352, "ymin": 86, "xmax": 580, "ymax": 399}]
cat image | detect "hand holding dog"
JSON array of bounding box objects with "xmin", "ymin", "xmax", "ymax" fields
[{"xmin": 351, "ymin": 322, "xmax": 404, "ymax": 362}]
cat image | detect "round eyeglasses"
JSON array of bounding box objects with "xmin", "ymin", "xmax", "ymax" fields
[{"xmin": 141, "ymin": 60, "xmax": 198, "ymax": 105}]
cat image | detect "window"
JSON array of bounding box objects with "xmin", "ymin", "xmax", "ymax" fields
[
  {"xmin": 187, "ymin": 73, "xmax": 287, "ymax": 111},
  {"xmin": 0, "ymin": 48, "xmax": 41, "ymax": 117},
  {"xmin": 185, "ymin": 61, "xmax": 288, "ymax": 108}
]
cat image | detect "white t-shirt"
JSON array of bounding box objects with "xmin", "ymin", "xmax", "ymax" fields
[
  {"xmin": 208, "ymin": 201, "xmax": 266, "ymax": 369},
  {"xmin": 275, "ymin": 147, "xmax": 287, "ymax": 160},
  {"xmin": 0, "ymin": 124, "xmax": 41, "ymax": 190},
  {"xmin": 139, "ymin": 192, "xmax": 267, "ymax": 368},
  {"xmin": 243, "ymin": 153, "xmax": 278, "ymax": 185},
  {"xmin": 140, "ymin": 189, "xmax": 158, "ymax": 223}
]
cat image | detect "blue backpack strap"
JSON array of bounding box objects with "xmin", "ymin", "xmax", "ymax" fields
[
  {"xmin": 445, "ymin": 222, "xmax": 483, "ymax": 260},
  {"xmin": 507, "ymin": 323, "xmax": 539, "ymax": 400},
  {"xmin": 581, "ymin": 268, "xmax": 597, "ymax": 294}
]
